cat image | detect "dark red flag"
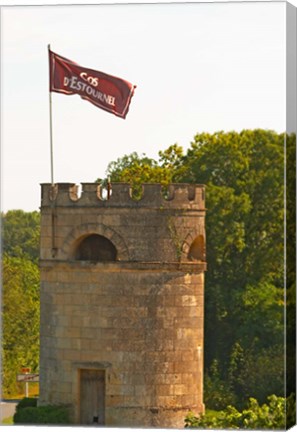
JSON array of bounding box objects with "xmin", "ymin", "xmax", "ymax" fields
[{"xmin": 49, "ymin": 49, "xmax": 136, "ymax": 119}]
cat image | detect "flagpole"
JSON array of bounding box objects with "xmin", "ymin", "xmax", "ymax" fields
[
  {"xmin": 48, "ymin": 44, "xmax": 57, "ymax": 258},
  {"xmin": 48, "ymin": 44, "xmax": 54, "ymax": 186}
]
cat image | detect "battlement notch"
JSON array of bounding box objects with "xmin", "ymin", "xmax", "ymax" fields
[{"xmin": 40, "ymin": 182, "xmax": 206, "ymax": 209}]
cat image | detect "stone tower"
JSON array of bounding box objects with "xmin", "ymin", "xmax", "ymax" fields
[{"xmin": 39, "ymin": 182, "xmax": 206, "ymax": 427}]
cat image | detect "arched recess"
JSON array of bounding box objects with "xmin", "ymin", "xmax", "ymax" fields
[
  {"xmin": 74, "ymin": 234, "xmax": 117, "ymax": 261},
  {"xmin": 61, "ymin": 223, "xmax": 130, "ymax": 261},
  {"xmin": 187, "ymin": 235, "xmax": 205, "ymax": 261}
]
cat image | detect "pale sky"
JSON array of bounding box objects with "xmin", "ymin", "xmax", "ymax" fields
[{"xmin": 0, "ymin": 0, "xmax": 292, "ymax": 212}]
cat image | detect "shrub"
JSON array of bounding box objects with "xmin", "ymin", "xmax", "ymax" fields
[
  {"xmin": 185, "ymin": 394, "xmax": 288, "ymax": 429},
  {"xmin": 15, "ymin": 397, "xmax": 38, "ymax": 412},
  {"xmin": 13, "ymin": 405, "xmax": 70, "ymax": 425}
]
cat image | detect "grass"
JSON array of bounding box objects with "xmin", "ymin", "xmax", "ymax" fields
[{"xmin": 1, "ymin": 416, "xmax": 14, "ymax": 425}]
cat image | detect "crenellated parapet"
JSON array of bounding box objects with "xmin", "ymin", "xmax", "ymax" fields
[{"xmin": 40, "ymin": 182, "xmax": 206, "ymax": 209}]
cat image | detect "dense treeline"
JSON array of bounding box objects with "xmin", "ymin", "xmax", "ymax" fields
[
  {"xmin": 105, "ymin": 129, "xmax": 295, "ymax": 409},
  {"xmin": 1, "ymin": 210, "xmax": 40, "ymax": 396},
  {"xmin": 2, "ymin": 210, "xmax": 40, "ymax": 262},
  {"xmin": 1, "ymin": 130, "xmax": 295, "ymax": 413}
]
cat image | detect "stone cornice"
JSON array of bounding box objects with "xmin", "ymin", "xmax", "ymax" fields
[{"xmin": 40, "ymin": 259, "xmax": 207, "ymax": 273}]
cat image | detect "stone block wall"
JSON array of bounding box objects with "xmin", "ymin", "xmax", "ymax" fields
[{"xmin": 39, "ymin": 182, "xmax": 206, "ymax": 427}]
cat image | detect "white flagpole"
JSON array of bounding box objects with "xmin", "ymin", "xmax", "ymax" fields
[
  {"xmin": 48, "ymin": 44, "xmax": 54, "ymax": 186},
  {"xmin": 48, "ymin": 44, "xmax": 57, "ymax": 258}
]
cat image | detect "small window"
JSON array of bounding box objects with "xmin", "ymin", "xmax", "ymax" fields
[
  {"xmin": 188, "ymin": 235, "xmax": 205, "ymax": 261},
  {"xmin": 75, "ymin": 234, "xmax": 117, "ymax": 261}
]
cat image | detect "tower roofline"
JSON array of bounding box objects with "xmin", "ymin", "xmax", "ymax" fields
[{"xmin": 40, "ymin": 182, "xmax": 206, "ymax": 209}]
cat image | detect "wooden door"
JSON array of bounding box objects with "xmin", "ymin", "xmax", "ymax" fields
[{"xmin": 80, "ymin": 369, "xmax": 105, "ymax": 425}]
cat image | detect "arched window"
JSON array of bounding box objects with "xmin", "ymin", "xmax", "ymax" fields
[
  {"xmin": 75, "ymin": 234, "xmax": 117, "ymax": 261},
  {"xmin": 188, "ymin": 235, "xmax": 205, "ymax": 261}
]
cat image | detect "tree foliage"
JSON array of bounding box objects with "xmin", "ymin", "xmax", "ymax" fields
[
  {"xmin": 104, "ymin": 151, "xmax": 173, "ymax": 199},
  {"xmin": 185, "ymin": 394, "xmax": 295, "ymax": 430},
  {"xmin": 1, "ymin": 210, "xmax": 40, "ymax": 262},
  {"xmin": 103, "ymin": 129, "xmax": 294, "ymax": 409},
  {"xmin": 286, "ymin": 132, "xmax": 296, "ymax": 396},
  {"xmin": 166, "ymin": 130, "xmax": 287, "ymax": 407},
  {"xmin": 1, "ymin": 210, "xmax": 40, "ymax": 397}
]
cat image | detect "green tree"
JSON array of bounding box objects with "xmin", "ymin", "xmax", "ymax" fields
[
  {"xmin": 1, "ymin": 210, "xmax": 41, "ymax": 397},
  {"xmin": 286, "ymin": 133, "xmax": 296, "ymax": 397},
  {"xmin": 178, "ymin": 130, "xmax": 284, "ymax": 286},
  {"xmin": 231, "ymin": 345, "xmax": 284, "ymax": 405},
  {"xmin": 176, "ymin": 130, "xmax": 285, "ymax": 389},
  {"xmin": 204, "ymin": 359, "xmax": 236, "ymax": 410},
  {"xmin": 1, "ymin": 210, "xmax": 40, "ymax": 262},
  {"xmin": 104, "ymin": 151, "xmax": 173, "ymax": 198},
  {"xmin": 1, "ymin": 254, "xmax": 40, "ymax": 396}
]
